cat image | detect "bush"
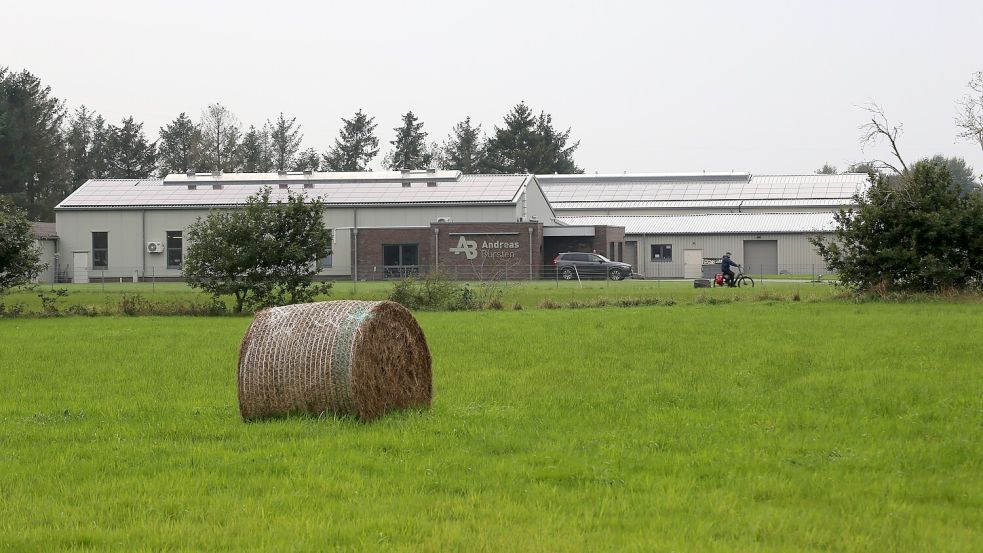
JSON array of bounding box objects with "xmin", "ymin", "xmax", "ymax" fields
[{"xmin": 388, "ymin": 271, "xmax": 477, "ymax": 311}]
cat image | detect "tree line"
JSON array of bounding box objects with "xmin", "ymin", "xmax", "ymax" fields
[{"xmin": 0, "ymin": 67, "xmax": 582, "ymax": 220}]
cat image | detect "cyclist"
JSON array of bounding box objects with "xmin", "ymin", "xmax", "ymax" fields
[{"xmin": 721, "ymin": 252, "xmax": 741, "ymax": 287}]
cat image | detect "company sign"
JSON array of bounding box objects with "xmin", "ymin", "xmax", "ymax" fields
[{"xmin": 449, "ymin": 235, "xmax": 520, "ymax": 260}]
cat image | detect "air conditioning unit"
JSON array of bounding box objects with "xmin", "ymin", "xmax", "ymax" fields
[{"xmin": 146, "ymin": 242, "xmax": 163, "ymax": 253}]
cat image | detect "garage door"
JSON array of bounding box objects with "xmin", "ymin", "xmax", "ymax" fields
[{"xmin": 744, "ymin": 240, "xmax": 778, "ymax": 275}]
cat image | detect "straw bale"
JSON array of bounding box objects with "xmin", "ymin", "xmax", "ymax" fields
[{"xmin": 237, "ymin": 300, "xmax": 432, "ymax": 421}]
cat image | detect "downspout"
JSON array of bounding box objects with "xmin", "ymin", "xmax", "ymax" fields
[
  {"xmin": 141, "ymin": 210, "xmax": 146, "ymax": 279},
  {"xmin": 353, "ymin": 207, "xmax": 358, "ymax": 282},
  {"xmin": 434, "ymin": 227, "xmax": 439, "ymax": 271},
  {"xmin": 528, "ymin": 227, "xmax": 533, "ymax": 280}
]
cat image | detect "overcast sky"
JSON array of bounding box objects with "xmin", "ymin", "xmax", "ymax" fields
[{"xmin": 3, "ymin": 0, "xmax": 982, "ymax": 175}]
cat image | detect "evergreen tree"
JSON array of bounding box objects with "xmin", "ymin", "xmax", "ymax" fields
[
  {"xmin": 0, "ymin": 67, "xmax": 70, "ymax": 220},
  {"xmin": 811, "ymin": 158, "xmax": 983, "ymax": 292},
  {"xmin": 65, "ymin": 105, "xmax": 108, "ymax": 185},
  {"xmin": 322, "ymin": 110, "xmax": 378, "ymax": 171},
  {"xmin": 482, "ymin": 103, "xmax": 582, "ymax": 174},
  {"xmin": 239, "ymin": 124, "xmax": 272, "ymax": 173},
  {"xmin": 268, "ymin": 112, "xmax": 302, "ymax": 172},
  {"xmin": 440, "ymin": 116, "xmax": 485, "ymax": 172},
  {"xmin": 158, "ymin": 112, "xmax": 205, "ymax": 176},
  {"xmin": 384, "ymin": 111, "xmax": 431, "ymax": 170},
  {"xmin": 102, "ymin": 116, "xmax": 157, "ymax": 178},
  {"xmin": 292, "ymin": 147, "xmax": 321, "ymax": 171},
  {"xmin": 200, "ymin": 103, "xmax": 242, "ymax": 172}
]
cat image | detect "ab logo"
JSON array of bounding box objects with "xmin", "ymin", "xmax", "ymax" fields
[{"xmin": 449, "ymin": 236, "xmax": 478, "ymax": 260}]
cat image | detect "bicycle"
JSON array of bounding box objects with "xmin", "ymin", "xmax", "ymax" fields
[{"xmin": 714, "ymin": 266, "xmax": 755, "ymax": 287}]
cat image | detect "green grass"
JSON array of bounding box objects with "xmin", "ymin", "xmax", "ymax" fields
[
  {"xmin": 1, "ymin": 303, "xmax": 981, "ymax": 551},
  {"xmin": 3, "ymin": 279, "xmax": 840, "ymax": 313}
]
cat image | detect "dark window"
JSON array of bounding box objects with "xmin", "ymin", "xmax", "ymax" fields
[
  {"xmin": 166, "ymin": 231, "xmax": 183, "ymax": 269},
  {"xmin": 618, "ymin": 242, "xmax": 623, "ymax": 262},
  {"xmin": 382, "ymin": 244, "xmax": 419, "ymax": 277},
  {"xmin": 320, "ymin": 247, "xmax": 333, "ymax": 269},
  {"xmin": 609, "ymin": 242, "xmax": 615, "ymax": 259},
  {"xmin": 651, "ymin": 244, "xmax": 672, "ymax": 262},
  {"xmin": 563, "ymin": 253, "xmax": 588, "ymax": 262},
  {"xmin": 92, "ymin": 232, "xmax": 108, "ymax": 269}
]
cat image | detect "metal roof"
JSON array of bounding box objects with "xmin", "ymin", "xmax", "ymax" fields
[
  {"xmin": 558, "ymin": 212, "xmax": 837, "ymax": 235},
  {"xmin": 56, "ymin": 173, "xmax": 533, "ymax": 209},
  {"xmin": 539, "ymin": 173, "xmax": 868, "ymax": 204},
  {"xmin": 550, "ymin": 198, "xmax": 851, "ymax": 210},
  {"xmin": 30, "ymin": 222, "xmax": 57, "ymax": 239}
]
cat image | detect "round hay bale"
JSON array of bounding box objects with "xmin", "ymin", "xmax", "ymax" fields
[{"xmin": 237, "ymin": 300, "xmax": 432, "ymax": 421}]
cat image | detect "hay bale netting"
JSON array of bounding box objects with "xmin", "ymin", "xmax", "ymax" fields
[{"xmin": 237, "ymin": 300, "xmax": 432, "ymax": 421}]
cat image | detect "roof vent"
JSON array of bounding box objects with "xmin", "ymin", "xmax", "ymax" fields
[
  {"xmin": 426, "ymin": 167, "xmax": 437, "ymax": 173},
  {"xmin": 427, "ymin": 182, "xmax": 437, "ymax": 187},
  {"xmin": 401, "ymin": 182, "xmax": 411, "ymax": 188},
  {"xmin": 186, "ymin": 171, "xmax": 195, "ymax": 178},
  {"xmin": 187, "ymin": 184, "xmax": 197, "ymax": 190},
  {"xmin": 211, "ymin": 171, "xmax": 222, "ymax": 177}
]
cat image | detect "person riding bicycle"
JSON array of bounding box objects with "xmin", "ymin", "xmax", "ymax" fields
[{"xmin": 721, "ymin": 252, "xmax": 741, "ymax": 287}]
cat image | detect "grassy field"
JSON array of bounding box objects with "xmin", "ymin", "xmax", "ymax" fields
[
  {"xmin": 1, "ymin": 302, "xmax": 981, "ymax": 551},
  {"xmin": 2, "ymin": 279, "xmax": 841, "ymax": 313}
]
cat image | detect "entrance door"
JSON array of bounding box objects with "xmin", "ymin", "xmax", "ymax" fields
[
  {"xmin": 744, "ymin": 240, "xmax": 778, "ymax": 275},
  {"xmin": 72, "ymin": 251, "xmax": 89, "ymax": 284},
  {"xmin": 683, "ymin": 249, "xmax": 703, "ymax": 279},
  {"xmin": 624, "ymin": 241, "xmax": 638, "ymax": 272}
]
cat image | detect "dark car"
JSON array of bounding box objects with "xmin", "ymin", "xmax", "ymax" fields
[{"xmin": 552, "ymin": 252, "xmax": 633, "ymax": 281}]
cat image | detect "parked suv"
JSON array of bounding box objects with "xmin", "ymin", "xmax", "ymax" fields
[{"xmin": 552, "ymin": 252, "xmax": 633, "ymax": 281}]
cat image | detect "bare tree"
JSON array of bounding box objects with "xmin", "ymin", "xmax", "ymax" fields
[
  {"xmin": 956, "ymin": 70, "xmax": 983, "ymax": 154},
  {"xmin": 199, "ymin": 103, "xmax": 242, "ymax": 172},
  {"xmin": 858, "ymin": 102, "xmax": 909, "ymax": 175}
]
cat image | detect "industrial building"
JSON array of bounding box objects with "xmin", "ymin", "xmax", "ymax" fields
[
  {"xmin": 46, "ymin": 170, "xmax": 867, "ymax": 282},
  {"xmin": 540, "ymin": 172, "xmax": 867, "ymax": 278}
]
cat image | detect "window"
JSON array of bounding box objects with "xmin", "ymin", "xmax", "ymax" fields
[
  {"xmin": 92, "ymin": 232, "xmax": 108, "ymax": 269},
  {"xmin": 320, "ymin": 248, "xmax": 333, "ymax": 269},
  {"xmin": 651, "ymin": 244, "xmax": 672, "ymax": 262},
  {"xmin": 618, "ymin": 242, "xmax": 623, "ymax": 262},
  {"xmin": 609, "ymin": 242, "xmax": 615, "ymax": 260},
  {"xmin": 166, "ymin": 231, "xmax": 183, "ymax": 269},
  {"xmin": 382, "ymin": 244, "xmax": 419, "ymax": 277}
]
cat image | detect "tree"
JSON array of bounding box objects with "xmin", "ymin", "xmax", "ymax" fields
[
  {"xmin": 0, "ymin": 67, "xmax": 70, "ymax": 220},
  {"xmin": 956, "ymin": 70, "xmax": 983, "ymax": 155},
  {"xmin": 200, "ymin": 103, "xmax": 242, "ymax": 172},
  {"xmin": 183, "ymin": 187, "xmax": 332, "ymax": 312},
  {"xmin": 0, "ymin": 197, "xmax": 44, "ymax": 292},
  {"xmin": 384, "ymin": 111, "xmax": 432, "ymax": 170},
  {"xmin": 292, "ymin": 147, "xmax": 321, "ymax": 171},
  {"xmin": 440, "ymin": 116, "xmax": 485, "ymax": 172},
  {"xmin": 268, "ymin": 112, "xmax": 302, "ymax": 172},
  {"xmin": 158, "ymin": 112, "xmax": 205, "ymax": 176},
  {"xmin": 922, "ymin": 155, "xmax": 978, "ymax": 196},
  {"xmin": 322, "ymin": 110, "xmax": 378, "ymax": 171},
  {"xmin": 816, "ymin": 163, "xmax": 838, "ymax": 174},
  {"xmin": 239, "ymin": 124, "xmax": 272, "ymax": 173},
  {"xmin": 482, "ymin": 102, "xmax": 582, "ymax": 174},
  {"xmin": 102, "ymin": 116, "xmax": 157, "ymax": 178},
  {"xmin": 65, "ymin": 105, "xmax": 108, "ymax": 185},
  {"xmin": 811, "ymin": 158, "xmax": 983, "ymax": 292},
  {"xmin": 859, "ymin": 102, "xmax": 909, "ymax": 176}
]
